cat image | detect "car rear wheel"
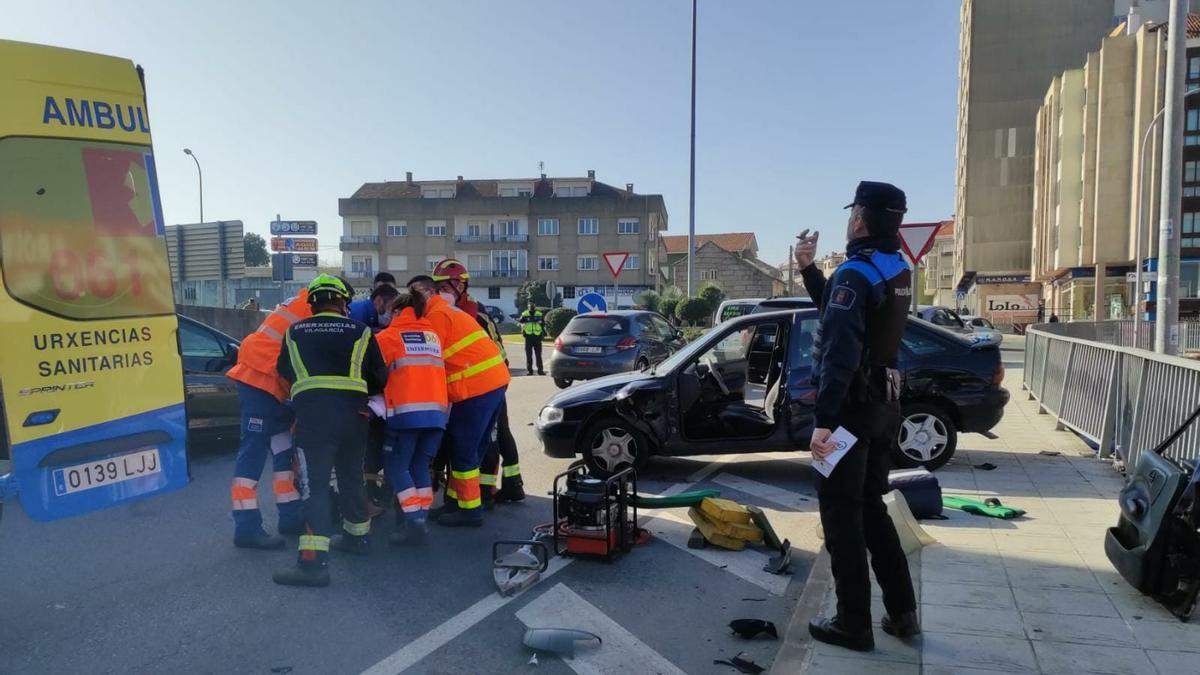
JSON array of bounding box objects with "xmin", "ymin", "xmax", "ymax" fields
[
  {"xmin": 554, "ymin": 377, "xmax": 573, "ymax": 389},
  {"xmin": 893, "ymin": 403, "xmax": 958, "ymax": 471},
  {"xmin": 580, "ymin": 418, "xmax": 649, "ymax": 477}
]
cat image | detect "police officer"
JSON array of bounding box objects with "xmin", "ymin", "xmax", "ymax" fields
[
  {"xmin": 519, "ymin": 301, "xmax": 546, "ymax": 375},
  {"xmin": 272, "ymin": 274, "xmax": 388, "ymax": 587},
  {"xmin": 795, "ymin": 181, "xmax": 919, "ymax": 651}
]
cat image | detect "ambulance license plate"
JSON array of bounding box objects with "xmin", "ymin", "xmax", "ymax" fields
[{"xmin": 52, "ymin": 447, "xmax": 162, "ymax": 496}]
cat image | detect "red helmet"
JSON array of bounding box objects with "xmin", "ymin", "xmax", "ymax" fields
[{"xmin": 431, "ymin": 258, "xmax": 470, "ymax": 283}]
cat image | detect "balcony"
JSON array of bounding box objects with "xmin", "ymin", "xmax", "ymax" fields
[
  {"xmin": 340, "ymin": 235, "xmax": 380, "ymax": 251},
  {"xmin": 455, "ymin": 233, "xmax": 530, "ymax": 244}
]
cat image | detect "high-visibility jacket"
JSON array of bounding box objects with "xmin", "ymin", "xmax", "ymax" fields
[
  {"xmin": 376, "ymin": 308, "xmax": 449, "ymax": 429},
  {"xmin": 227, "ymin": 289, "xmax": 312, "ymax": 400},
  {"xmin": 520, "ymin": 309, "xmax": 544, "ymax": 337},
  {"xmin": 424, "ymin": 295, "xmax": 511, "ymax": 403}
]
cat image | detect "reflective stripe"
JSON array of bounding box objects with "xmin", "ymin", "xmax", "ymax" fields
[
  {"xmin": 343, "ymin": 520, "xmax": 370, "ymax": 536},
  {"xmin": 449, "ymin": 469, "xmax": 482, "ymax": 509},
  {"xmin": 417, "ymin": 487, "xmax": 434, "ymax": 507},
  {"xmin": 502, "ymin": 464, "xmax": 521, "ymax": 478},
  {"xmin": 231, "ymin": 484, "xmax": 257, "ymax": 501},
  {"xmin": 350, "ymin": 326, "xmax": 371, "ymax": 379},
  {"xmin": 480, "ymin": 473, "xmax": 497, "ymax": 487},
  {"xmin": 446, "ymin": 353, "xmax": 506, "ymax": 384},
  {"xmin": 386, "ymin": 402, "xmax": 450, "ymax": 416},
  {"xmin": 292, "ymin": 376, "xmax": 368, "ymax": 396},
  {"xmin": 446, "ymin": 486, "xmax": 458, "ymax": 499},
  {"xmin": 389, "ymin": 356, "xmax": 444, "ymax": 370},
  {"xmin": 397, "ymin": 488, "xmax": 423, "ymax": 513},
  {"xmin": 276, "ymin": 308, "xmax": 301, "ymax": 325},
  {"xmin": 286, "ymin": 325, "xmax": 372, "ymax": 396},
  {"xmin": 275, "ymin": 492, "xmax": 300, "ymax": 504},
  {"xmin": 233, "ymin": 477, "xmax": 257, "ymax": 489},
  {"xmin": 444, "ymin": 330, "xmax": 488, "ymax": 359},
  {"xmin": 232, "ymin": 499, "xmax": 258, "ymax": 510},
  {"xmin": 257, "ymin": 324, "xmax": 284, "ymax": 341},
  {"xmin": 286, "ymin": 331, "xmax": 309, "ymax": 379},
  {"xmin": 299, "ymin": 535, "xmax": 330, "ymax": 552}
]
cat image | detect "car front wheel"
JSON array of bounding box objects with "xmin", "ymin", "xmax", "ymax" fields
[
  {"xmin": 893, "ymin": 403, "xmax": 958, "ymax": 471},
  {"xmin": 554, "ymin": 377, "xmax": 573, "ymax": 389},
  {"xmin": 580, "ymin": 418, "xmax": 649, "ymax": 477}
]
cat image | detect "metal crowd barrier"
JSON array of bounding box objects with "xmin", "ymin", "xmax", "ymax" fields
[{"xmin": 1024, "ymin": 322, "xmax": 1200, "ymax": 468}]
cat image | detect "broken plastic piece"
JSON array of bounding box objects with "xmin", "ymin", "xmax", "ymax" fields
[
  {"xmin": 747, "ymin": 506, "xmax": 785, "ymax": 552},
  {"xmin": 493, "ymin": 540, "xmax": 549, "ymax": 597},
  {"xmin": 728, "ymin": 619, "xmax": 778, "ymax": 640},
  {"xmin": 527, "ymin": 654, "xmax": 538, "ymax": 666},
  {"xmin": 763, "ymin": 539, "xmax": 792, "ymax": 575},
  {"xmin": 713, "ymin": 652, "xmax": 765, "ymax": 674},
  {"xmin": 522, "ymin": 628, "xmax": 602, "ymax": 659},
  {"xmin": 973, "ymin": 462, "xmax": 997, "ymax": 471},
  {"xmin": 1038, "ymin": 450, "xmax": 1062, "ymax": 457}
]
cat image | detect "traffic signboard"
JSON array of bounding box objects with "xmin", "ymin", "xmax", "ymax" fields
[
  {"xmin": 270, "ymin": 220, "xmax": 317, "ymax": 235},
  {"xmin": 292, "ymin": 253, "xmax": 318, "ymax": 267},
  {"xmin": 271, "ymin": 237, "xmax": 318, "ymax": 252},
  {"xmin": 898, "ymin": 223, "xmax": 942, "ymax": 265},
  {"xmin": 577, "ymin": 292, "xmax": 607, "ymax": 314},
  {"xmin": 602, "ymin": 251, "xmax": 630, "ymax": 277}
]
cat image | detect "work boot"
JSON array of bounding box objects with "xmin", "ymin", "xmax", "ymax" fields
[
  {"xmin": 389, "ymin": 519, "xmax": 429, "ymax": 546},
  {"xmin": 234, "ymin": 530, "xmax": 286, "ymax": 550},
  {"xmin": 272, "ymin": 561, "xmax": 330, "ymax": 587},
  {"xmin": 436, "ymin": 509, "xmax": 484, "ymax": 527},
  {"xmin": 330, "ymin": 533, "xmax": 371, "ymax": 556},
  {"xmin": 880, "ymin": 611, "xmax": 921, "ymax": 639},
  {"xmin": 808, "ymin": 616, "xmax": 874, "ymax": 652},
  {"xmin": 481, "ymin": 488, "xmax": 496, "ymax": 511},
  {"xmin": 497, "ymin": 477, "xmax": 526, "ymax": 503},
  {"xmin": 429, "ymin": 496, "xmax": 459, "ymax": 519}
]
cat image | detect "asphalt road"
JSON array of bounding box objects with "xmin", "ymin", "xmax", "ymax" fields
[{"xmin": 0, "ymin": 343, "xmax": 817, "ymax": 674}]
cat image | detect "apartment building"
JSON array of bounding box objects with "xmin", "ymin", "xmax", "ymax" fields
[
  {"xmin": 921, "ymin": 220, "xmax": 958, "ymax": 307},
  {"xmin": 338, "ymin": 171, "xmax": 666, "ymax": 315},
  {"xmin": 954, "ymin": 1, "xmax": 1163, "ymax": 308},
  {"xmin": 1031, "ymin": 16, "xmax": 1200, "ymax": 321}
]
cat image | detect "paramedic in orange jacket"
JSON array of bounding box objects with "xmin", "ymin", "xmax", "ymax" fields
[
  {"xmin": 408, "ymin": 268, "xmax": 510, "ymax": 527},
  {"xmin": 225, "ymin": 288, "xmax": 313, "ymax": 549},
  {"xmin": 376, "ymin": 289, "xmax": 449, "ymax": 544}
]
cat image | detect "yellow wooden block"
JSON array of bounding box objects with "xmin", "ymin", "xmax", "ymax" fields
[
  {"xmin": 688, "ymin": 507, "xmax": 746, "ymax": 551},
  {"xmin": 700, "ymin": 497, "xmax": 753, "ymax": 525}
]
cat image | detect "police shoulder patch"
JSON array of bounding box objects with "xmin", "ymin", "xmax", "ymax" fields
[{"xmin": 830, "ymin": 285, "xmax": 857, "ymax": 310}]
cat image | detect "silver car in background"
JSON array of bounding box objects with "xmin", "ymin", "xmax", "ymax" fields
[{"xmin": 917, "ymin": 306, "xmax": 1004, "ymax": 346}]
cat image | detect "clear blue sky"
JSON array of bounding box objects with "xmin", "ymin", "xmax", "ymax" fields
[{"xmin": 4, "ymin": 0, "xmax": 960, "ymax": 268}]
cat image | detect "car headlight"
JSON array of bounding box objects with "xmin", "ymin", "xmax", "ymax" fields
[{"xmin": 537, "ymin": 406, "xmax": 564, "ymax": 427}]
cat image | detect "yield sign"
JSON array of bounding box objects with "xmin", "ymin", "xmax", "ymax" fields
[
  {"xmin": 602, "ymin": 251, "xmax": 630, "ymax": 278},
  {"xmin": 898, "ymin": 222, "xmax": 943, "ymax": 265}
]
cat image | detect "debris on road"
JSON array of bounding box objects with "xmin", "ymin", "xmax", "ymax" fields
[
  {"xmin": 1038, "ymin": 450, "xmax": 1062, "ymax": 457},
  {"xmin": 493, "ymin": 540, "xmax": 549, "ymax": 596},
  {"xmin": 713, "ymin": 652, "xmax": 765, "ymax": 674},
  {"xmin": 728, "ymin": 619, "xmax": 778, "ymax": 640},
  {"xmin": 522, "ymin": 628, "xmax": 602, "ymax": 659},
  {"xmin": 973, "ymin": 462, "xmax": 998, "ymax": 471},
  {"xmin": 943, "ymin": 495, "xmax": 1026, "ymax": 519},
  {"xmin": 763, "ymin": 541, "xmax": 792, "ymax": 575}
]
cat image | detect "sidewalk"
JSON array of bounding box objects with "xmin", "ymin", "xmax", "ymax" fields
[{"xmin": 786, "ymin": 377, "xmax": 1200, "ymax": 674}]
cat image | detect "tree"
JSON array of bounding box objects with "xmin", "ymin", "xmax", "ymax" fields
[
  {"xmin": 659, "ymin": 286, "xmax": 683, "ymax": 325},
  {"xmin": 676, "ymin": 297, "xmax": 711, "ymax": 326},
  {"xmin": 516, "ymin": 280, "xmax": 555, "ymax": 310},
  {"xmin": 243, "ymin": 233, "xmax": 269, "ymax": 267},
  {"xmin": 698, "ymin": 281, "xmax": 724, "ymax": 314},
  {"xmin": 635, "ymin": 289, "xmax": 661, "ymax": 313},
  {"xmin": 544, "ymin": 308, "xmax": 577, "ymax": 338}
]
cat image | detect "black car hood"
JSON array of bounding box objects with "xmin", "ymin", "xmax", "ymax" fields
[{"xmin": 547, "ymin": 371, "xmax": 652, "ymax": 407}]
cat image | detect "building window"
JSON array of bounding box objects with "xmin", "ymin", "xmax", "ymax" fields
[
  {"xmin": 578, "ymin": 255, "xmax": 599, "ymax": 271},
  {"xmin": 578, "ymin": 218, "xmax": 599, "ymax": 235},
  {"xmin": 563, "ymin": 286, "xmax": 576, "ymax": 299},
  {"xmin": 426, "ymin": 221, "xmax": 447, "ymax": 237},
  {"xmin": 617, "ymin": 218, "xmax": 640, "ymax": 235},
  {"xmin": 1190, "ymin": 56, "xmax": 1200, "ymax": 80},
  {"xmin": 701, "ymin": 269, "xmax": 718, "ymax": 281},
  {"xmin": 386, "ymin": 221, "xmax": 407, "ymax": 237},
  {"xmin": 625, "ymin": 254, "xmax": 640, "ymax": 270},
  {"xmin": 499, "ymin": 219, "xmax": 520, "ymax": 237},
  {"xmin": 467, "ymin": 254, "xmax": 488, "ymax": 274},
  {"xmin": 421, "ymin": 187, "xmax": 455, "ymax": 198},
  {"xmin": 1187, "ymin": 161, "xmax": 1200, "ymax": 183},
  {"xmin": 538, "ymin": 218, "xmax": 560, "ymax": 236},
  {"xmin": 538, "ymin": 256, "xmax": 560, "ymax": 271},
  {"xmin": 487, "ymin": 287, "xmax": 501, "ymax": 300},
  {"xmin": 425, "ymin": 255, "xmax": 442, "ymax": 272},
  {"xmin": 350, "ymin": 219, "xmax": 374, "ymax": 236},
  {"xmin": 1185, "ymin": 212, "xmax": 1199, "ymax": 236},
  {"xmin": 648, "ymin": 227, "xmax": 657, "ymax": 241},
  {"xmin": 351, "ymin": 256, "xmax": 374, "ymax": 276},
  {"xmin": 467, "ymin": 221, "xmax": 484, "ymax": 238},
  {"xmin": 385, "ymin": 255, "xmax": 408, "ymax": 271}
]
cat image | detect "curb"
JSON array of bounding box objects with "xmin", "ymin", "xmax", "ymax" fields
[{"xmin": 769, "ymin": 548, "xmax": 831, "ymax": 674}]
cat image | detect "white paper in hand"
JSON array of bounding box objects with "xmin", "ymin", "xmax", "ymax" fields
[
  {"xmin": 811, "ymin": 427, "xmax": 858, "ymax": 478},
  {"xmin": 367, "ymin": 394, "xmax": 386, "ymax": 418}
]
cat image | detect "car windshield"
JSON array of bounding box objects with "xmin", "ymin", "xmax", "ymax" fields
[{"xmin": 565, "ymin": 316, "xmax": 628, "ymax": 336}]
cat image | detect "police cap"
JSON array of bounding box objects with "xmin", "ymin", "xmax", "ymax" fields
[{"xmin": 843, "ymin": 181, "xmax": 908, "ymax": 214}]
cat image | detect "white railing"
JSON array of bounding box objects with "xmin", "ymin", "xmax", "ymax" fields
[{"xmin": 1024, "ymin": 323, "xmax": 1200, "ymax": 469}]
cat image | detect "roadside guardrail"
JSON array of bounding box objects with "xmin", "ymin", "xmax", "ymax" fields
[{"xmin": 1025, "ymin": 321, "xmax": 1200, "ymax": 468}]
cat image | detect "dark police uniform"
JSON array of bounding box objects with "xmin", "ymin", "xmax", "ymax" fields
[
  {"xmin": 800, "ymin": 183, "xmax": 917, "ymax": 640},
  {"xmin": 276, "ymin": 311, "xmax": 388, "ymax": 565}
]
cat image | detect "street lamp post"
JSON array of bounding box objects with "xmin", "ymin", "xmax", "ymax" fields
[
  {"xmin": 687, "ymin": 0, "xmax": 697, "ymax": 296},
  {"xmin": 1156, "ymin": 0, "xmax": 1186, "ymax": 355},
  {"xmin": 183, "ymin": 148, "xmax": 203, "ymax": 223}
]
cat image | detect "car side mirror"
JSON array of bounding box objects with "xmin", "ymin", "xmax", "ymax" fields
[{"xmin": 222, "ymin": 343, "xmax": 239, "ymax": 369}]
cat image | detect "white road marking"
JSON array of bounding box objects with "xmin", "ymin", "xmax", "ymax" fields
[
  {"xmin": 361, "ymin": 464, "xmax": 716, "ymax": 674},
  {"xmin": 712, "ymin": 473, "xmax": 816, "ymax": 512},
  {"xmin": 649, "ymin": 510, "xmax": 791, "ymax": 596},
  {"xmin": 516, "ymin": 583, "xmax": 688, "ymax": 675}
]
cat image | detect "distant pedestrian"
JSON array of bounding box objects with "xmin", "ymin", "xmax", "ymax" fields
[
  {"xmin": 519, "ymin": 301, "xmax": 546, "ymax": 375},
  {"xmin": 1049, "ymin": 314, "xmax": 1060, "ymax": 323},
  {"xmin": 1037, "ymin": 301, "xmax": 1045, "ymax": 323},
  {"xmin": 795, "ymin": 181, "xmax": 919, "ymax": 652}
]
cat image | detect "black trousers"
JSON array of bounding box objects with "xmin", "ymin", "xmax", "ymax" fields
[
  {"xmin": 294, "ymin": 395, "xmax": 370, "ymax": 539},
  {"xmin": 816, "ymin": 399, "xmax": 916, "ymax": 631},
  {"xmin": 480, "ymin": 399, "xmax": 519, "ymax": 480},
  {"xmin": 524, "ymin": 335, "xmax": 544, "ymax": 374}
]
